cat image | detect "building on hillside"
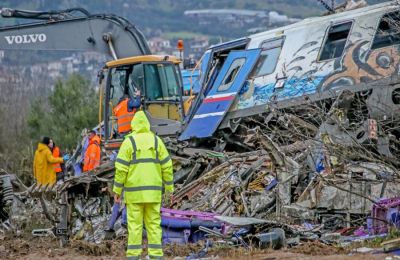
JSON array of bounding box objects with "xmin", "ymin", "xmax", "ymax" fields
[
  {"xmin": 185, "ymin": 9, "xmax": 301, "ymax": 32},
  {"xmin": 148, "ymin": 37, "xmax": 172, "ymax": 54},
  {"xmin": 188, "ymin": 37, "xmax": 209, "ymax": 59}
]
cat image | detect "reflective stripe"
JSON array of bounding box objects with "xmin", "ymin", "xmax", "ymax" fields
[
  {"xmin": 114, "ymin": 99, "xmax": 135, "ymax": 133},
  {"xmin": 129, "ymin": 135, "xmax": 162, "ymax": 165},
  {"xmin": 127, "ymin": 244, "xmax": 142, "ymax": 250},
  {"xmin": 164, "ymin": 180, "xmax": 173, "ymax": 185},
  {"xmin": 131, "ymin": 158, "xmax": 159, "ymax": 164},
  {"xmin": 118, "ymin": 121, "xmax": 132, "ymax": 127},
  {"xmin": 154, "ymin": 136, "xmax": 159, "ymax": 162},
  {"xmin": 116, "ymin": 158, "xmax": 130, "ymax": 166},
  {"xmin": 193, "ymin": 111, "xmax": 225, "ymax": 119},
  {"xmin": 129, "ymin": 136, "xmax": 137, "ymax": 157},
  {"xmin": 159, "ymin": 156, "xmax": 171, "ymax": 165},
  {"xmin": 205, "ymin": 92, "xmax": 236, "ymax": 99},
  {"xmin": 114, "ymin": 181, "xmax": 124, "ymax": 188},
  {"xmin": 124, "ymin": 186, "xmax": 163, "ymax": 192},
  {"xmin": 148, "ymin": 244, "xmax": 163, "ymax": 249},
  {"xmin": 118, "ymin": 114, "xmax": 133, "ymax": 119},
  {"xmin": 148, "ymin": 255, "xmax": 163, "ymax": 260}
]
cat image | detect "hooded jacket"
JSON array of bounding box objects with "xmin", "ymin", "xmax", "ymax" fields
[
  {"xmin": 33, "ymin": 143, "xmax": 64, "ymax": 185},
  {"xmin": 83, "ymin": 135, "xmax": 101, "ymax": 172},
  {"xmin": 113, "ymin": 111, "xmax": 174, "ymax": 203}
]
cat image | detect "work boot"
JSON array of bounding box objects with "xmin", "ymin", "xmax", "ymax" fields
[
  {"xmin": 115, "ymin": 226, "xmax": 127, "ymax": 238},
  {"xmin": 104, "ymin": 228, "xmax": 115, "ymax": 240}
]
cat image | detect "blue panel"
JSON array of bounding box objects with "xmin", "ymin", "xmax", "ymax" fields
[
  {"xmin": 210, "ymin": 38, "xmax": 248, "ymax": 53},
  {"xmin": 184, "ymin": 116, "xmax": 221, "ymax": 138},
  {"xmin": 181, "ymin": 69, "xmax": 199, "ymax": 92},
  {"xmin": 191, "ymin": 50, "xmax": 212, "ymax": 94},
  {"xmin": 195, "ymin": 100, "xmax": 231, "ymax": 114},
  {"xmin": 179, "ymin": 49, "xmax": 261, "ymax": 140}
]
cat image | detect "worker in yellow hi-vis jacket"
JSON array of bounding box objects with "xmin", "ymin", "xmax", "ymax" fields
[{"xmin": 113, "ymin": 111, "xmax": 173, "ymax": 259}]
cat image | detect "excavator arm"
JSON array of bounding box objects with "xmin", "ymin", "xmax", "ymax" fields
[{"xmin": 0, "ymin": 7, "xmax": 150, "ymax": 59}]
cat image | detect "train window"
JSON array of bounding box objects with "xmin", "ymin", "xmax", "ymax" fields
[
  {"xmin": 251, "ymin": 38, "xmax": 284, "ymax": 77},
  {"xmin": 218, "ymin": 58, "xmax": 246, "ymax": 92},
  {"xmin": 372, "ymin": 11, "xmax": 400, "ymax": 49},
  {"xmin": 319, "ymin": 22, "xmax": 352, "ymax": 61}
]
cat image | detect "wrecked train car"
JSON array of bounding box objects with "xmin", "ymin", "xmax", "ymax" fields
[{"xmin": 181, "ymin": 1, "xmax": 400, "ymax": 159}]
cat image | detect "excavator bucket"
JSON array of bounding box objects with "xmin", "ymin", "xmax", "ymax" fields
[{"xmin": 179, "ymin": 49, "xmax": 261, "ymax": 140}]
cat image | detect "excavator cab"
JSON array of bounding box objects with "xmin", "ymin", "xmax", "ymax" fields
[{"xmin": 101, "ymin": 55, "xmax": 184, "ymax": 149}]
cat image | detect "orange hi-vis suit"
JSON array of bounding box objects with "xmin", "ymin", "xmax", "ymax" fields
[
  {"xmin": 113, "ymin": 98, "xmax": 136, "ymax": 134},
  {"xmin": 52, "ymin": 146, "xmax": 62, "ymax": 173},
  {"xmin": 83, "ymin": 135, "xmax": 101, "ymax": 172}
]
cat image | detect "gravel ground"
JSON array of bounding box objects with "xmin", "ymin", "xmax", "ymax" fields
[{"xmin": 0, "ymin": 233, "xmax": 393, "ymax": 260}]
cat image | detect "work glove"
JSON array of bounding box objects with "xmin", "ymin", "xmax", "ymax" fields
[{"xmin": 63, "ymin": 154, "xmax": 70, "ymax": 162}]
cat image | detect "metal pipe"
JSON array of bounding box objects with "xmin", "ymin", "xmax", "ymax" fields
[{"xmin": 103, "ymin": 33, "xmax": 118, "ymax": 60}]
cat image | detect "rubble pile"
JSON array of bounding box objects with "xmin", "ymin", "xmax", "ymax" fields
[
  {"xmin": 170, "ymin": 128, "xmax": 400, "ymax": 227},
  {"xmin": 2, "ymin": 93, "xmax": 400, "ymax": 255},
  {"xmin": 164, "ymin": 91, "xmax": 400, "ymax": 251},
  {"xmin": 172, "ymin": 149, "xmax": 275, "ymax": 217}
]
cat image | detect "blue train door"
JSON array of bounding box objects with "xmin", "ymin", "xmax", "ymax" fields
[{"xmin": 179, "ymin": 49, "xmax": 261, "ymax": 140}]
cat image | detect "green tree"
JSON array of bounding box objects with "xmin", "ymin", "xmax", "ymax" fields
[{"xmin": 27, "ymin": 74, "xmax": 99, "ymax": 150}]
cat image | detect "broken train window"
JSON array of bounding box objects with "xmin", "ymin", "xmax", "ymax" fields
[
  {"xmin": 218, "ymin": 58, "xmax": 246, "ymax": 92},
  {"xmin": 372, "ymin": 11, "xmax": 400, "ymax": 50},
  {"xmin": 251, "ymin": 38, "xmax": 284, "ymax": 77},
  {"xmin": 319, "ymin": 21, "xmax": 352, "ymax": 61}
]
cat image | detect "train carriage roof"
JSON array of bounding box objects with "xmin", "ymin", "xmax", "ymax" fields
[{"xmin": 248, "ymin": 1, "xmax": 399, "ymax": 41}]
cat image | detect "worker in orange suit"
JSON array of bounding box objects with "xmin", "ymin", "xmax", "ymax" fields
[
  {"xmin": 50, "ymin": 140, "xmax": 64, "ymax": 182},
  {"xmin": 113, "ymin": 91, "xmax": 141, "ymax": 135},
  {"xmin": 33, "ymin": 137, "xmax": 66, "ymax": 185},
  {"xmin": 83, "ymin": 130, "xmax": 101, "ymax": 172}
]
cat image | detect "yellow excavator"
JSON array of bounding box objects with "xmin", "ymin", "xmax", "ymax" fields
[{"xmin": 0, "ymin": 7, "xmax": 188, "ymax": 149}]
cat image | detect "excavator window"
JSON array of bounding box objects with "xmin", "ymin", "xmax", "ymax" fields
[
  {"xmin": 109, "ymin": 65, "xmax": 144, "ymax": 102},
  {"xmin": 164, "ymin": 65, "xmax": 180, "ymax": 98},
  {"xmin": 142, "ymin": 62, "xmax": 183, "ymax": 121},
  {"xmin": 128, "ymin": 64, "xmax": 144, "ymax": 96},
  {"xmin": 107, "ymin": 64, "xmax": 144, "ymax": 138},
  {"xmin": 109, "ymin": 67, "xmax": 127, "ymax": 105},
  {"xmin": 143, "ymin": 63, "xmax": 180, "ymax": 101}
]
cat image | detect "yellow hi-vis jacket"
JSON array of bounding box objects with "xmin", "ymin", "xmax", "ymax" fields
[{"xmin": 113, "ymin": 111, "xmax": 173, "ymax": 203}]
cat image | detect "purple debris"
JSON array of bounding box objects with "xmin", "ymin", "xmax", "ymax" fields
[{"xmin": 371, "ymin": 197, "xmax": 400, "ymax": 235}]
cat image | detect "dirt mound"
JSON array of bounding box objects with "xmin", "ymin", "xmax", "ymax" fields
[{"xmin": 290, "ymin": 241, "xmax": 348, "ymax": 255}]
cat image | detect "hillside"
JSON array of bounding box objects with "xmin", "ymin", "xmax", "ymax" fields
[{"xmin": 0, "ymin": 0, "xmax": 386, "ymax": 38}]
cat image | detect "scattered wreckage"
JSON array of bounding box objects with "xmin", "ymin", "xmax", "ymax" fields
[
  {"xmin": 1, "ymin": 124, "xmax": 400, "ymax": 252},
  {"xmin": 2, "ymin": 0, "xmax": 400, "ymax": 256}
]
